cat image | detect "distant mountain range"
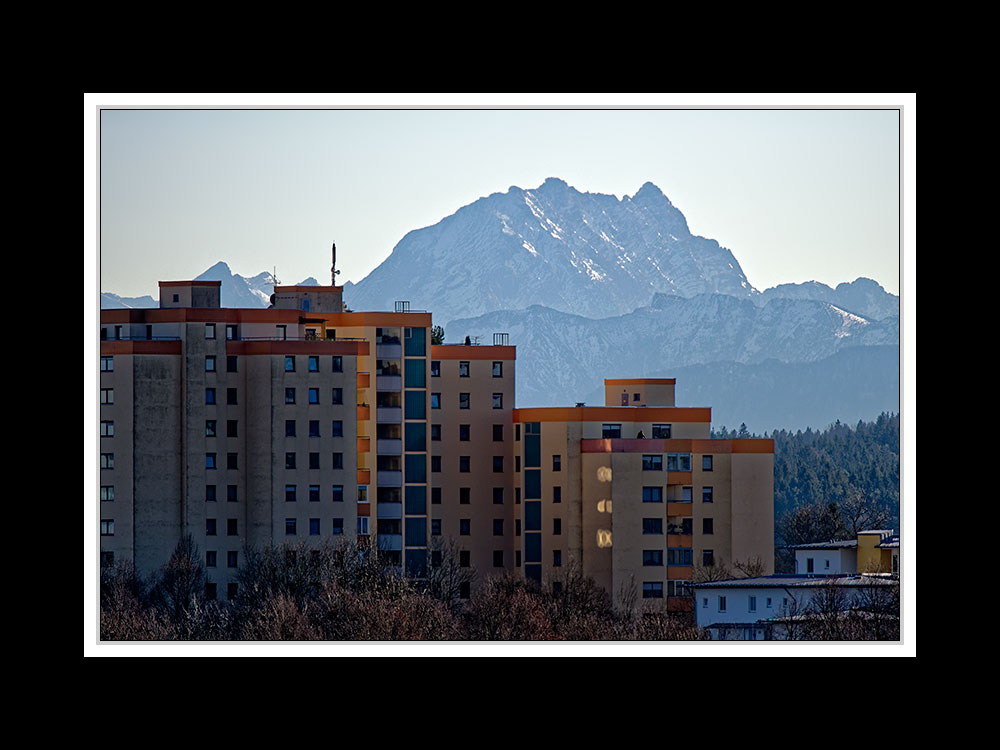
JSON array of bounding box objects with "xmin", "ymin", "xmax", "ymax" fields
[{"xmin": 100, "ymin": 179, "xmax": 900, "ymax": 431}]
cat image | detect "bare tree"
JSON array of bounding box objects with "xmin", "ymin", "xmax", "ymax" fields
[
  {"xmin": 839, "ymin": 490, "xmax": 892, "ymax": 536},
  {"xmin": 149, "ymin": 535, "xmax": 205, "ymax": 624},
  {"xmin": 423, "ymin": 536, "xmax": 476, "ymax": 613},
  {"xmin": 733, "ymin": 555, "xmax": 768, "ymax": 579}
]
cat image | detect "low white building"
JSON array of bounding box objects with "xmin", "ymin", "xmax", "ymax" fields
[
  {"xmin": 789, "ymin": 539, "xmax": 858, "ymax": 574},
  {"xmin": 691, "ymin": 574, "xmax": 898, "ymax": 640}
]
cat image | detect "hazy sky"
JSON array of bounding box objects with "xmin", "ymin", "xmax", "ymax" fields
[{"xmin": 98, "ymin": 101, "xmax": 901, "ymax": 298}]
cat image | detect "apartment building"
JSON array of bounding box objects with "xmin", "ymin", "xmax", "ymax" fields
[
  {"xmin": 511, "ymin": 378, "xmax": 774, "ymax": 610},
  {"xmin": 99, "ymin": 279, "xmax": 772, "ymax": 608}
]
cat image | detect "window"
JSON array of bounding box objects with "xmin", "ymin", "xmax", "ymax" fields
[
  {"xmin": 493, "ymin": 487, "xmax": 504, "ymax": 504},
  {"xmin": 308, "ymin": 356, "xmax": 319, "ymax": 372},
  {"xmin": 766, "ymin": 597, "xmax": 773, "ymax": 608},
  {"xmin": 459, "ymin": 424, "xmax": 470, "ymax": 441},
  {"xmin": 285, "ymin": 420, "xmax": 298, "ymax": 438},
  {"xmin": 666, "ymin": 453, "xmax": 692, "ymax": 472},
  {"xmin": 459, "ymin": 361, "xmax": 470, "ymax": 377},
  {"xmin": 642, "ymin": 518, "xmax": 663, "ymax": 534},
  {"xmin": 227, "ymin": 355, "xmax": 238, "ymax": 372},
  {"xmin": 494, "ymin": 550, "xmax": 504, "ymax": 568},
  {"xmin": 205, "ymin": 453, "xmax": 217, "ymax": 470},
  {"xmin": 431, "ymin": 360, "xmax": 440, "ymax": 377},
  {"xmin": 227, "ymin": 583, "xmax": 238, "ymax": 601},
  {"xmin": 285, "ymin": 355, "xmax": 296, "ymax": 372},
  {"xmin": 205, "ymin": 388, "xmax": 216, "ymax": 405},
  {"xmin": 309, "ymin": 388, "xmax": 320, "ymax": 405},
  {"xmin": 492, "ymin": 361, "xmax": 503, "ymax": 377},
  {"xmin": 101, "ymin": 356, "xmax": 113, "ymax": 371},
  {"xmin": 492, "ymin": 393, "xmax": 503, "ymax": 409},
  {"xmin": 205, "ymin": 323, "xmax": 216, "ymax": 339},
  {"xmin": 553, "ymin": 550, "xmax": 562, "ymax": 567},
  {"xmin": 205, "ymin": 583, "xmax": 217, "ymax": 600},
  {"xmin": 227, "ymin": 485, "xmax": 238, "ymax": 502},
  {"xmin": 100, "ymin": 519, "xmax": 114, "ymax": 536},
  {"xmin": 431, "ymin": 519, "xmax": 442, "ymax": 536},
  {"xmin": 205, "ymin": 355, "xmax": 216, "ymax": 372},
  {"xmin": 285, "ymin": 388, "xmax": 295, "ymax": 404},
  {"xmin": 642, "ymin": 582, "xmax": 664, "ymax": 599},
  {"xmin": 101, "ymin": 453, "xmax": 115, "ymax": 469},
  {"xmin": 718, "ymin": 596, "xmax": 727, "ymax": 613},
  {"xmin": 101, "ymin": 486, "xmax": 114, "ymax": 502},
  {"xmin": 228, "ymin": 551, "xmax": 238, "ymax": 568},
  {"xmin": 748, "ymin": 596, "xmax": 757, "ymax": 613},
  {"xmin": 310, "ymin": 518, "xmax": 321, "ymax": 536},
  {"xmin": 206, "ymin": 485, "xmax": 217, "ymax": 502},
  {"xmin": 460, "ymin": 456, "xmax": 470, "ymax": 473},
  {"xmin": 553, "ymin": 518, "xmax": 561, "ymax": 535},
  {"xmin": 331, "ymin": 356, "xmax": 343, "ymax": 372},
  {"xmin": 602, "ymin": 424, "xmax": 621, "ymax": 439},
  {"xmin": 331, "ymin": 420, "xmax": 343, "ymax": 438},
  {"xmin": 702, "ymin": 550, "xmax": 715, "ymax": 567},
  {"xmin": 459, "ymin": 551, "xmax": 471, "ymax": 568},
  {"xmin": 285, "ymin": 452, "xmax": 296, "ymax": 470},
  {"xmin": 101, "ymin": 421, "xmax": 115, "ymax": 437},
  {"xmin": 493, "ymin": 456, "xmax": 503, "ymax": 472},
  {"xmin": 460, "ymin": 487, "xmax": 470, "ymax": 505},
  {"xmin": 227, "ymin": 519, "xmax": 238, "ymax": 536},
  {"xmin": 460, "ymin": 519, "xmax": 471, "ymax": 536},
  {"xmin": 285, "ymin": 485, "xmax": 297, "ymax": 502},
  {"xmin": 430, "ymin": 424, "xmax": 441, "ymax": 441},
  {"xmin": 331, "ymin": 388, "xmax": 343, "ymax": 405},
  {"xmin": 459, "ymin": 393, "xmax": 470, "ymax": 409},
  {"xmin": 332, "ymin": 452, "xmax": 343, "ymax": 470},
  {"xmin": 642, "ymin": 549, "xmax": 663, "ymax": 566},
  {"xmin": 308, "ymin": 420, "xmax": 320, "ymax": 438},
  {"xmin": 226, "ymin": 324, "xmax": 237, "ymax": 340},
  {"xmin": 703, "ymin": 518, "xmax": 714, "ymax": 535},
  {"xmin": 807, "ymin": 558, "xmax": 814, "ymax": 573},
  {"xmin": 206, "ymin": 519, "xmax": 217, "ymax": 536},
  {"xmin": 642, "ymin": 455, "xmax": 663, "ymax": 471},
  {"xmin": 206, "ymin": 551, "xmax": 217, "ymax": 568},
  {"xmin": 552, "ymin": 487, "xmax": 561, "ymax": 504},
  {"xmin": 430, "ymin": 393, "xmax": 441, "ymax": 409},
  {"xmin": 227, "ymin": 420, "xmax": 238, "ymax": 438},
  {"xmin": 309, "ymin": 485, "xmax": 320, "ymax": 502},
  {"xmin": 227, "ymin": 388, "xmax": 238, "ymax": 405},
  {"xmin": 431, "ymin": 487, "xmax": 441, "ymax": 505},
  {"xmin": 652, "ymin": 424, "xmax": 671, "ymax": 439},
  {"xmin": 227, "ymin": 453, "xmax": 238, "ymax": 470},
  {"xmin": 702, "ymin": 487, "xmax": 714, "ymax": 503},
  {"xmin": 431, "ymin": 456, "xmax": 442, "ymax": 473},
  {"xmin": 332, "ymin": 485, "xmax": 344, "ymax": 503},
  {"xmin": 702, "ymin": 455, "xmax": 713, "ymax": 471},
  {"xmin": 667, "ymin": 548, "xmax": 693, "ymax": 566},
  {"xmin": 682, "ymin": 486, "xmax": 693, "ymax": 502},
  {"xmin": 309, "ymin": 453, "xmax": 320, "ymax": 470},
  {"xmin": 552, "ymin": 455, "xmax": 561, "ymax": 471},
  {"xmin": 642, "ymin": 486, "xmax": 663, "ymax": 503},
  {"xmin": 101, "ymin": 388, "xmax": 114, "ymax": 405},
  {"xmin": 286, "ymin": 518, "xmax": 297, "ymax": 536}
]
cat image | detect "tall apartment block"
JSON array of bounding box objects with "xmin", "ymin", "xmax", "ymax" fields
[{"xmin": 99, "ymin": 273, "xmax": 772, "ymax": 609}]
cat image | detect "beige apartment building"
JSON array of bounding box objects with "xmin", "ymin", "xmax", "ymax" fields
[{"xmin": 99, "ymin": 279, "xmax": 772, "ymax": 608}]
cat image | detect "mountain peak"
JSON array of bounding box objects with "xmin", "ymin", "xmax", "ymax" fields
[
  {"xmin": 539, "ymin": 176, "xmax": 570, "ymax": 191},
  {"xmin": 631, "ymin": 181, "xmax": 670, "ymax": 205}
]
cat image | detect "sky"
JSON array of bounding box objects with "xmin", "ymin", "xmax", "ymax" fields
[{"xmin": 96, "ymin": 97, "xmax": 903, "ymax": 298}]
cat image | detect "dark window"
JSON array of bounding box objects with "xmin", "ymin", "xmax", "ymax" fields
[
  {"xmin": 332, "ymin": 453, "xmax": 344, "ymax": 470},
  {"xmin": 206, "ymin": 551, "xmax": 217, "ymax": 568},
  {"xmin": 431, "ymin": 455, "xmax": 441, "ymax": 473},
  {"xmin": 331, "ymin": 356, "xmax": 343, "ymax": 372},
  {"xmin": 285, "ymin": 356, "xmax": 295, "ymax": 372},
  {"xmin": 285, "ymin": 518, "xmax": 297, "ymax": 536},
  {"xmin": 285, "ymin": 388, "xmax": 295, "ymax": 404},
  {"xmin": 552, "ymin": 455, "xmax": 561, "ymax": 471},
  {"xmin": 227, "ymin": 551, "xmax": 238, "ymax": 568},
  {"xmin": 493, "ymin": 424, "xmax": 503, "ymax": 441},
  {"xmin": 493, "ymin": 487, "xmax": 504, "ymax": 504},
  {"xmin": 642, "ymin": 455, "xmax": 663, "ymax": 471},
  {"xmin": 494, "ymin": 550, "xmax": 504, "ymax": 568},
  {"xmin": 642, "ymin": 518, "xmax": 663, "ymax": 534},
  {"xmin": 309, "ymin": 485, "xmax": 320, "ymax": 502},
  {"xmin": 332, "ymin": 485, "xmax": 344, "ymax": 502},
  {"xmin": 227, "ymin": 485, "xmax": 238, "ymax": 502},
  {"xmin": 492, "ymin": 361, "xmax": 503, "ymax": 377},
  {"xmin": 227, "ymin": 519, "xmax": 238, "ymax": 536},
  {"xmin": 460, "ymin": 456, "xmax": 470, "ymax": 473},
  {"xmin": 205, "ymin": 583, "xmax": 217, "ymax": 600},
  {"xmin": 642, "ymin": 486, "xmax": 663, "ymax": 503},
  {"xmin": 227, "ymin": 420, "xmax": 238, "ymax": 438},
  {"xmin": 460, "ymin": 551, "xmax": 471, "ymax": 568},
  {"xmin": 206, "ymin": 485, "xmax": 217, "ymax": 502},
  {"xmin": 553, "ymin": 518, "xmax": 561, "ymax": 535},
  {"xmin": 206, "ymin": 388, "xmax": 216, "ymax": 405},
  {"xmin": 703, "ymin": 518, "xmax": 714, "ymax": 535},
  {"xmin": 206, "ymin": 519, "xmax": 217, "ymax": 536},
  {"xmin": 642, "ymin": 582, "xmax": 664, "ymax": 599},
  {"xmin": 310, "ymin": 518, "xmax": 321, "ymax": 536},
  {"xmin": 493, "ymin": 519, "xmax": 504, "ymax": 536},
  {"xmin": 602, "ymin": 424, "xmax": 622, "ymax": 439},
  {"xmin": 285, "ymin": 452, "xmax": 296, "ymax": 470},
  {"xmin": 227, "ymin": 388, "xmax": 238, "ymax": 405},
  {"xmin": 431, "ymin": 360, "xmax": 440, "ymax": 377},
  {"xmin": 459, "ymin": 393, "xmax": 470, "ymax": 409},
  {"xmin": 227, "ymin": 355, "xmax": 238, "ymax": 372},
  {"xmin": 703, "ymin": 550, "xmax": 715, "ymax": 567},
  {"xmin": 493, "ymin": 456, "xmax": 503, "ymax": 472},
  {"xmin": 460, "ymin": 424, "xmax": 470, "ymax": 441},
  {"xmin": 643, "ymin": 549, "xmax": 663, "ymax": 566},
  {"xmin": 431, "ymin": 487, "xmax": 442, "ymax": 504},
  {"xmin": 460, "ymin": 487, "xmax": 470, "ymax": 505},
  {"xmin": 431, "ymin": 424, "xmax": 441, "ymax": 441},
  {"xmin": 285, "ymin": 420, "xmax": 296, "ymax": 437},
  {"xmin": 460, "ymin": 519, "xmax": 471, "ymax": 536},
  {"xmin": 553, "ymin": 550, "xmax": 562, "ymax": 567},
  {"xmin": 703, "ymin": 487, "xmax": 714, "ymax": 503},
  {"xmin": 553, "ymin": 486, "xmax": 561, "ymax": 503},
  {"xmin": 331, "ymin": 388, "xmax": 343, "ymax": 405},
  {"xmin": 459, "ymin": 361, "xmax": 470, "ymax": 377},
  {"xmin": 227, "ymin": 583, "xmax": 238, "ymax": 601},
  {"xmin": 703, "ymin": 455, "xmax": 714, "ymax": 471},
  {"xmin": 331, "ymin": 420, "xmax": 343, "ymax": 438},
  {"xmin": 285, "ymin": 485, "xmax": 297, "ymax": 502},
  {"xmin": 227, "ymin": 453, "xmax": 238, "ymax": 470},
  {"xmin": 309, "ymin": 420, "xmax": 320, "ymax": 438}
]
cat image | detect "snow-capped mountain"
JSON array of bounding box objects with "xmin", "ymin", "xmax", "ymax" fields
[
  {"xmin": 445, "ymin": 293, "xmax": 899, "ymax": 409},
  {"xmin": 755, "ymin": 277, "xmax": 898, "ymax": 321},
  {"xmin": 195, "ymin": 261, "xmax": 278, "ymax": 308},
  {"xmin": 100, "ymin": 292, "xmax": 158, "ymax": 309},
  {"xmin": 344, "ymin": 178, "xmax": 757, "ymax": 322}
]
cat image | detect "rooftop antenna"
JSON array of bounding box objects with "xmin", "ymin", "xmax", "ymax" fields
[
  {"xmin": 272, "ymin": 266, "xmax": 281, "ymax": 286},
  {"xmin": 331, "ymin": 242, "xmax": 341, "ymax": 285}
]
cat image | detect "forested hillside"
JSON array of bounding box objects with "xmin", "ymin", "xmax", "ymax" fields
[{"xmin": 714, "ymin": 412, "xmax": 901, "ymax": 546}]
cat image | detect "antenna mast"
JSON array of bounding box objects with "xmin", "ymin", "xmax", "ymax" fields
[{"xmin": 331, "ymin": 242, "xmax": 341, "ymax": 285}]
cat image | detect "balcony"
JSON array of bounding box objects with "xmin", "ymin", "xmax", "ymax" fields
[
  {"xmin": 376, "ymin": 374, "xmax": 403, "ymax": 392},
  {"xmin": 377, "ymin": 470, "xmax": 402, "ymax": 487},
  {"xmin": 666, "ymin": 501, "xmax": 692, "ymax": 516},
  {"xmin": 376, "ymin": 502, "xmax": 403, "ymax": 519},
  {"xmin": 376, "ymin": 342, "xmax": 402, "ymax": 359},
  {"xmin": 376, "ymin": 438, "xmax": 403, "ymax": 455},
  {"xmin": 377, "ymin": 407, "xmax": 402, "ymax": 424},
  {"xmin": 357, "ymin": 437, "xmax": 370, "ymax": 454},
  {"xmin": 356, "ymin": 372, "xmax": 370, "ymax": 389},
  {"xmin": 377, "ymin": 534, "xmax": 403, "ymax": 551},
  {"xmin": 357, "ymin": 405, "xmax": 371, "ymax": 421}
]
